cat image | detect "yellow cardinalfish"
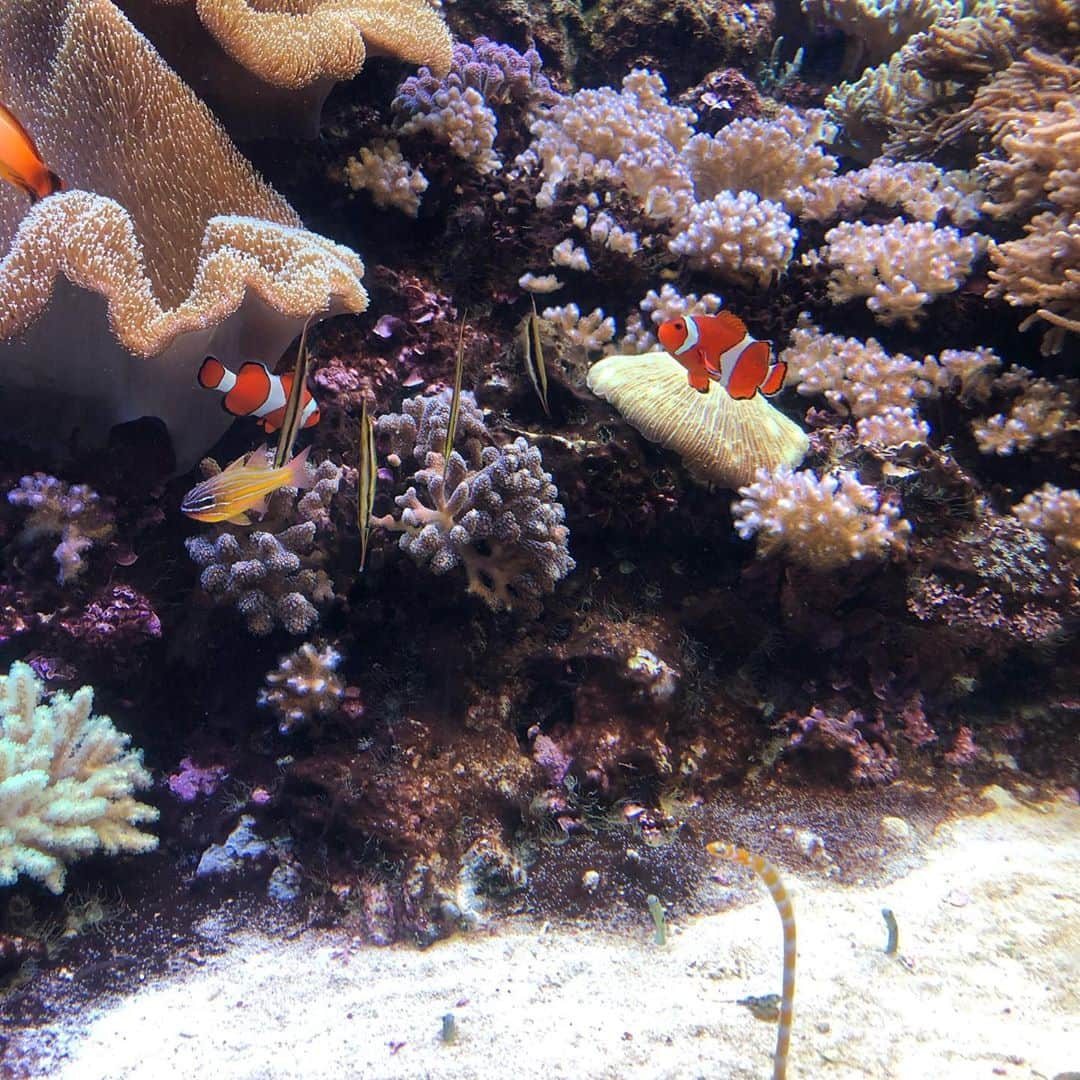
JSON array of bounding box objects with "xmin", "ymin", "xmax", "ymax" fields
[
  {"xmin": 0, "ymin": 101, "xmax": 63, "ymax": 202},
  {"xmin": 707, "ymin": 841, "xmax": 796, "ymax": 1080},
  {"xmin": 181, "ymin": 444, "xmax": 312, "ymax": 525}
]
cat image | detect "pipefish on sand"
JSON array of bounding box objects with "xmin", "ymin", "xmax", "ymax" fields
[{"xmin": 707, "ymin": 841, "xmax": 796, "ymax": 1080}]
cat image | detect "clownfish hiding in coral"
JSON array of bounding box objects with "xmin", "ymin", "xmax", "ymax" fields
[
  {"xmin": 657, "ymin": 312, "xmax": 787, "ymax": 399},
  {"xmin": 198, "ymin": 357, "xmax": 320, "ymax": 434},
  {"xmin": 181, "ymin": 444, "xmax": 313, "ymax": 525},
  {"xmin": 0, "ymin": 101, "xmax": 63, "ymax": 203}
]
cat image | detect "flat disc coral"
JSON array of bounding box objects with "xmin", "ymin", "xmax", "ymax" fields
[
  {"xmin": 0, "ymin": 0, "xmax": 367, "ymax": 467},
  {"xmin": 587, "ymin": 352, "xmax": 809, "ymax": 488}
]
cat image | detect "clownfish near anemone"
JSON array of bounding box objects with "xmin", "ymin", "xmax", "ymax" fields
[
  {"xmin": 198, "ymin": 357, "xmax": 320, "ymax": 434},
  {"xmin": 657, "ymin": 312, "xmax": 787, "ymax": 399},
  {"xmin": 0, "ymin": 101, "xmax": 63, "ymax": 203}
]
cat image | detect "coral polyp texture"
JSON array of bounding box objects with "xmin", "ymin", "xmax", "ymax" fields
[
  {"xmin": 185, "ymin": 457, "xmax": 342, "ymax": 635},
  {"xmin": 7, "ymin": 474, "xmax": 115, "ymax": 585},
  {"xmin": 733, "ymin": 467, "xmax": 912, "ymax": 569},
  {"xmin": 258, "ymin": 642, "xmax": 344, "ymax": 734},
  {"xmin": 375, "ymin": 392, "xmax": 575, "ymax": 615},
  {"xmin": 0, "ymin": 661, "xmax": 158, "ymax": 893}
]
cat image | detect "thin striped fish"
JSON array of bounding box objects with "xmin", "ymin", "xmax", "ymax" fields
[
  {"xmin": 357, "ymin": 398, "xmax": 376, "ymax": 571},
  {"xmin": 707, "ymin": 841, "xmax": 796, "ymax": 1080},
  {"xmin": 443, "ymin": 313, "xmax": 467, "ymax": 478},
  {"xmin": 274, "ymin": 318, "xmax": 312, "ymax": 469},
  {"xmin": 522, "ymin": 297, "xmax": 551, "ymax": 417}
]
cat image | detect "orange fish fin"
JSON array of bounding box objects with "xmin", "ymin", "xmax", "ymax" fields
[
  {"xmin": 704, "ymin": 311, "xmax": 748, "ymax": 343},
  {"xmin": 260, "ymin": 407, "xmax": 286, "ymax": 434},
  {"xmin": 198, "ymin": 356, "xmax": 227, "ymax": 389},
  {"xmin": 760, "ymin": 359, "xmax": 787, "ymax": 396},
  {"xmin": 725, "ymin": 341, "xmax": 771, "ymax": 400},
  {"xmin": 43, "ymin": 169, "xmax": 63, "ymax": 197},
  {"xmin": 223, "ymin": 362, "xmax": 273, "ymax": 417},
  {"xmin": 303, "ymin": 408, "xmax": 321, "ymax": 429},
  {"xmin": 687, "ymin": 368, "xmax": 711, "ymax": 393}
]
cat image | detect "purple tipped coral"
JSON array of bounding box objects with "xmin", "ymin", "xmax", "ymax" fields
[
  {"xmin": 7, "ymin": 474, "xmax": 115, "ymax": 584},
  {"xmin": 375, "ymin": 392, "xmax": 575, "ymax": 614},
  {"xmin": 185, "ymin": 458, "xmax": 341, "ymax": 636}
]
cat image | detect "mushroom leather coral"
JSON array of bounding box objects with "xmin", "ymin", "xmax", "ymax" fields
[
  {"xmin": 587, "ymin": 352, "xmax": 809, "ymax": 488},
  {"xmin": 119, "ymin": 0, "xmax": 452, "ymax": 136},
  {"xmin": 0, "ymin": 0, "xmax": 367, "ymax": 467}
]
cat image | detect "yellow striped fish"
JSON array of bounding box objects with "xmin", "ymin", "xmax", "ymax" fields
[
  {"xmin": 274, "ymin": 320, "xmax": 312, "ymax": 469},
  {"xmin": 357, "ymin": 400, "xmax": 376, "ymax": 571},
  {"xmin": 443, "ymin": 314, "xmax": 467, "ymax": 476},
  {"xmin": 522, "ymin": 299, "xmax": 550, "ymax": 417},
  {"xmin": 181, "ymin": 444, "xmax": 312, "ymax": 525},
  {"xmin": 707, "ymin": 841, "xmax": 796, "ymax": 1080}
]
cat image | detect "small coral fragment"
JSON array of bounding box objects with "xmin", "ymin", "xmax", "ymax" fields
[
  {"xmin": 7, "ymin": 475, "xmax": 115, "ymax": 585},
  {"xmin": 344, "ymin": 139, "xmax": 428, "ymax": 216},
  {"xmin": 0, "ymin": 661, "xmax": 158, "ymax": 893},
  {"xmin": 586, "ymin": 352, "xmax": 809, "ymax": 488},
  {"xmin": 258, "ymin": 642, "xmax": 344, "ymax": 734},
  {"xmin": 1012, "ymin": 485, "xmax": 1080, "ymax": 553},
  {"xmin": 733, "ymin": 466, "xmax": 911, "ymax": 569}
]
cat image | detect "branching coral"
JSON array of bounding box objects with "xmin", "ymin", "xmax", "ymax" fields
[
  {"xmin": 344, "ymin": 139, "xmax": 428, "ymax": 216},
  {"xmin": 258, "ymin": 642, "xmax": 344, "ymax": 734},
  {"xmin": 812, "ymin": 220, "xmax": 985, "ymax": 325},
  {"xmin": 374, "ymin": 393, "xmax": 574, "ymax": 615},
  {"xmin": 1012, "ymin": 485, "xmax": 1080, "ymax": 553},
  {"xmin": 185, "ymin": 457, "xmax": 341, "ymax": 635},
  {"xmin": 0, "ymin": 0, "xmax": 367, "ymax": 467},
  {"xmin": 0, "ymin": 660, "xmax": 158, "ymax": 893},
  {"xmin": 7, "ymin": 475, "xmax": 115, "ymax": 585},
  {"xmin": 733, "ymin": 467, "xmax": 911, "ymax": 568},
  {"xmin": 972, "ymin": 374, "xmax": 1078, "ymax": 454},
  {"xmin": 669, "ymin": 191, "xmax": 798, "ymax": 286}
]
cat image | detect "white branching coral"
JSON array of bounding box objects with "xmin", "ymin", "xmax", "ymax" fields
[
  {"xmin": 0, "ymin": 661, "xmax": 158, "ymax": 893},
  {"xmin": 856, "ymin": 406, "xmax": 931, "ymax": 448},
  {"xmin": 7, "ymin": 475, "xmax": 115, "ymax": 585},
  {"xmin": 685, "ymin": 108, "xmax": 838, "ymax": 203},
  {"xmin": 733, "ymin": 466, "xmax": 912, "ymax": 568},
  {"xmin": 617, "ymin": 285, "xmax": 724, "ymax": 353},
  {"xmin": 395, "ymin": 85, "xmax": 501, "ymax": 175},
  {"xmin": 541, "ymin": 304, "xmax": 616, "ymax": 354},
  {"xmin": 517, "ymin": 69, "xmax": 697, "ymax": 219},
  {"xmin": 344, "ymin": 139, "xmax": 428, "ymax": 216},
  {"xmin": 551, "ymin": 239, "xmax": 591, "ymax": 271},
  {"xmin": 258, "ymin": 642, "xmax": 344, "ymax": 734},
  {"xmin": 1012, "ymin": 485, "xmax": 1080, "ymax": 553},
  {"xmin": 972, "ymin": 375, "xmax": 1079, "ymax": 453},
  {"xmin": 813, "ymin": 220, "xmax": 985, "ymax": 325},
  {"xmin": 670, "ymin": 191, "xmax": 797, "ymax": 285}
]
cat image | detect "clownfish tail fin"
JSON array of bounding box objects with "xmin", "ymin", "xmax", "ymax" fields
[{"xmin": 761, "ymin": 360, "xmax": 787, "ymax": 396}]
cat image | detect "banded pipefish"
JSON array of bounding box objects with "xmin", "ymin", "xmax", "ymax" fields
[{"xmin": 707, "ymin": 841, "xmax": 796, "ymax": 1080}]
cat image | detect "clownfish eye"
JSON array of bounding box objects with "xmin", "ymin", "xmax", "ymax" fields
[{"xmin": 675, "ymin": 320, "xmax": 684, "ymax": 330}]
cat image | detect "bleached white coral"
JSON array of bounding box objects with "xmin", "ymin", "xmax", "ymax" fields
[
  {"xmin": 733, "ymin": 466, "xmax": 911, "ymax": 568},
  {"xmin": 1012, "ymin": 485, "xmax": 1080, "ymax": 553},
  {"xmin": 685, "ymin": 108, "xmax": 838, "ymax": 203},
  {"xmin": 856, "ymin": 406, "xmax": 931, "ymax": 447},
  {"xmin": 973, "ymin": 376, "xmax": 1078, "ymax": 453},
  {"xmin": 396, "ymin": 85, "xmax": 500, "ymax": 174},
  {"xmin": 517, "ymin": 69, "xmax": 696, "ymax": 220},
  {"xmin": 551, "ymin": 239, "xmax": 590, "ymax": 271},
  {"xmin": 541, "ymin": 304, "xmax": 616, "ymax": 354},
  {"xmin": 588, "ymin": 211, "xmax": 640, "ymax": 256},
  {"xmin": 788, "ymin": 158, "xmax": 983, "ymax": 224},
  {"xmin": 0, "ymin": 661, "xmax": 158, "ymax": 893},
  {"xmin": 343, "ymin": 139, "xmax": 428, "ymax": 216},
  {"xmin": 815, "ymin": 220, "xmax": 985, "ymax": 325},
  {"xmin": 670, "ymin": 191, "xmax": 797, "ymax": 286}
]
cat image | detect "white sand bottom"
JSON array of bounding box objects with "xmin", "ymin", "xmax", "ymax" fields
[{"xmin": 16, "ymin": 787, "xmax": 1080, "ymax": 1080}]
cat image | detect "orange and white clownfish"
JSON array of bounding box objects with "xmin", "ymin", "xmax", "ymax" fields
[
  {"xmin": 198, "ymin": 357, "xmax": 320, "ymax": 434},
  {"xmin": 657, "ymin": 312, "xmax": 787, "ymax": 399},
  {"xmin": 0, "ymin": 101, "xmax": 63, "ymax": 203}
]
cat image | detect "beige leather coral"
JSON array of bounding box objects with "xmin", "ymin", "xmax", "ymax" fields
[
  {"xmin": 119, "ymin": 0, "xmax": 453, "ymax": 136},
  {"xmin": 0, "ymin": 0, "xmax": 367, "ymax": 466},
  {"xmin": 587, "ymin": 353, "xmax": 809, "ymax": 489}
]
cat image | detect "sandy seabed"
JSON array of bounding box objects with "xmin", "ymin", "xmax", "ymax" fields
[{"xmin": 10, "ymin": 787, "xmax": 1079, "ymax": 1080}]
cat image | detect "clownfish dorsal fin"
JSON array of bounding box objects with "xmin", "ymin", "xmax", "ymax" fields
[{"xmin": 709, "ymin": 311, "xmax": 749, "ymax": 340}]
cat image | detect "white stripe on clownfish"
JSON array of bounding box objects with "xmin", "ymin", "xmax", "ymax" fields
[
  {"xmin": 215, "ymin": 367, "xmax": 238, "ymax": 393},
  {"xmin": 254, "ymin": 374, "xmax": 288, "ymax": 420},
  {"xmin": 673, "ymin": 315, "xmax": 699, "ymax": 356},
  {"xmin": 716, "ymin": 335, "xmax": 752, "ymax": 386}
]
